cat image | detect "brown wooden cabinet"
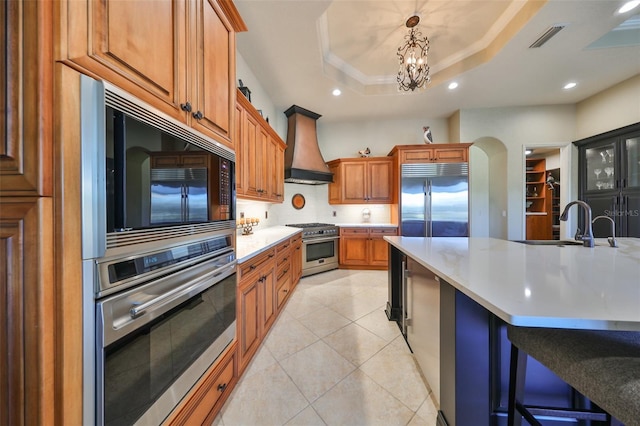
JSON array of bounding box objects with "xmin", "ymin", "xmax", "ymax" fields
[
  {"xmin": 291, "ymin": 233, "xmax": 303, "ymax": 284},
  {"xmin": 236, "ymin": 233, "xmax": 302, "ymax": 375},
  {"xmin": 237, "ymin": 247, "xmax": 276, "ymax": 373},
  {"xmin": 235, "ymin": 91, "xmax": 286, "ymax": 202},
  {"xmin": 58, "ymin": 0, "xmax": 246, "ymax": 148},
  {"xmin": 388, "ymin": 143, "xmax": 472, "ymax": 164},
  {"xmin": 339, "ymin": 227, "xmax": 398, "ymax": 269},
  {"xmin": 327, "ymin": 157, "xmax": 393, "ymax": 204}
]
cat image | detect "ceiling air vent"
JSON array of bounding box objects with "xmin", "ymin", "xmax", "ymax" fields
[{"xmin": 529, "ymin": 24, "xmax": 566, "ymax": 48}]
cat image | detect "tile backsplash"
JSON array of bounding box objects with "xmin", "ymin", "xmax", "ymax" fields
[{"xmin": 236, "ymin": 183, "xmax": 391, "ymax": 233}]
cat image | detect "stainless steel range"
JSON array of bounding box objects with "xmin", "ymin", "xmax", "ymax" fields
[{"xmin": 286, "ymin": 223, "xmax": 339, "ymax": 276}]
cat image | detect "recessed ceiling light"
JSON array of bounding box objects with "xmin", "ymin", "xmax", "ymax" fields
[
  {"xmin": 564, "ymin": 82, "xmax": 577, "ymax": 90},
  {"xmin": 332, "ymin": 88, "xmax": 342, "ymax": 96},
  {"xmin": 618, "ymin": 1, "xmax": 640, "ymax": 14},
  {"xmin": 448, "ymin": 82, "xmax": 459, "ymax": 90}
]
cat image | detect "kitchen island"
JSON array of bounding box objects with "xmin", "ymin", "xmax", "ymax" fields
[{"xmin": 384, "ymin": 237, "xmax": 640, "ymax": 426}]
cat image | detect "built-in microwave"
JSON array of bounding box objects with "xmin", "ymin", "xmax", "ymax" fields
[{"xmin": 80, "ymin": 75, "xmax": 236, "ymax": 261}]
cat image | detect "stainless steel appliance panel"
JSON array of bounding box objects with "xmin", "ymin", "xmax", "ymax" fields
[
  {"xmin": 96, "ymin": 254, "xmax": 236, "ymax": 426},
  {"xmin": 302, "ymin": 236, "xmax": 339, "ymax": 276},
  {"xmin": 401, "ymin": 163, "xmax": 469, "ymax": 237}
]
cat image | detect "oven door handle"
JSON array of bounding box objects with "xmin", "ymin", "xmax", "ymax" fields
[
  {"xmin": 305, "ymin": 236, "xmax": 339, "ymax": 243},
  {"xmin": 129, "ymin": 263, "xmax": 235, "ymax": 318}
]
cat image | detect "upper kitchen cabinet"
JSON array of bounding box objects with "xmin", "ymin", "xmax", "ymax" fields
[
  {"xmin": 57, "ymin": 0, "xmax": 247, "ymax": 148},
  {"xmin": 388, "ymin": 143, "xmax": 472, "ymax": 164},
  {"xmin": 575, "ymin": 122, "xmax": 640, "ymax": 237},
  {"xmin": 327, "ymin": 157, "xmax": 393, "ymax": 204},
  {"xmin": 235, "ymin": 91, "xmax": 286, "ymax": 203}
]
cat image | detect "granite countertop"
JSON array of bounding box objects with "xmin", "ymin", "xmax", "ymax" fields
[
  {"xmin": 236, "ymin": 226, "xmax": 301, "ymax": 263},
  {"xmin": 384, "ymin": 237, "xmax": 640, "ymax": 331}
]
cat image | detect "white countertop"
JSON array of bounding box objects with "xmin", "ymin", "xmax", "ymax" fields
[
  {"xmin": 236, "ymin": 226, "xmax": 301, "ymax": 263},
  {"xmin": 385, "ymin": 237, "xmax": 640, "ymax": 331}
]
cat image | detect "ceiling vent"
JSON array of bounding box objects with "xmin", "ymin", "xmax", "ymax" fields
[{"xmin": 529, "ymin": 24, "xmax": 566, "ymax": 48}]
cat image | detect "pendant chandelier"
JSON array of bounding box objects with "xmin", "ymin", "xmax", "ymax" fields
[{"xmin": 397, "ymin": 15, "xmax": 430, "ymax": 92}]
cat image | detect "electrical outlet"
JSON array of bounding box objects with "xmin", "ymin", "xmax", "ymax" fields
[
  {"xmin": 240, "ymin": 212, "xmax": 245, "ymax": 219},
  {"xmin": 332, "ymin": 211, "xmax": 337, "ymax": 217}
]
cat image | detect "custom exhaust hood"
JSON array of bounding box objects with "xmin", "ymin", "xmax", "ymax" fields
[{"xmin": 284, "ymin": 105, "xmax": 333, "ymax": 185}]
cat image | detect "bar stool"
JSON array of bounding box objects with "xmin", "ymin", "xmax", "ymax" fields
[{"xmin": 507, "ymin": 325, "xmax": 640, "ymax": 426}]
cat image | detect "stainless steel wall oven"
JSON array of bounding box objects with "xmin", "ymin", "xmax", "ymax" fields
[
  {"xmin": 96, "ymin": 238, "xmax": 236, "ymax": 426},
  {"xmin": 80, "ymin": 75, "xmax": 237, "ymax": 425}
]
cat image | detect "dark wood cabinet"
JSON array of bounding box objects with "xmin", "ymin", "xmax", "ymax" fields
[{"xmin": 575, "ymin": 122, "xmax": 640, "ymax": 237}]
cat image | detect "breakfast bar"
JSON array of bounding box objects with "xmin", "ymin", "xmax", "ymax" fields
[{"xmin": 385, "ymin": 237, "xmax": 640, "ymax": 426}]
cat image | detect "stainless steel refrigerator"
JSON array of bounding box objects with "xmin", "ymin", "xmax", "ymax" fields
[
  {"xmin": 400, "ymin": 163, "xmax": 469, "ymax": 237},
  {"xmin": 149, "ymin": 167, "xmax": 209, "ymax": 225}
]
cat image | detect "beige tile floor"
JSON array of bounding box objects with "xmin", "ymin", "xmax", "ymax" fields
[{"xmin": 215, "ymin": 269, "xmax": 439, "ymax": 426}]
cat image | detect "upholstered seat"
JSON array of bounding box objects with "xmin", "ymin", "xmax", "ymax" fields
[{"xmin": 507, "ymin": 325, "xmax": 640, "ymax": 426}]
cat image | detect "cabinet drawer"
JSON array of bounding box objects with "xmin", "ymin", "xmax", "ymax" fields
[
  {"xmin": 340, "ymin": 227, "xmax": 369, "ymax": 236},
  {"xmin": 276, "ymin": 250, "xmax": 290, "ymax": 267},
  {"xmin": 276, "ymin": 239, "xmax": 291, "ymax": 253},
  {"xmin": 167, "ymin": 344, "xmax": 236, "ymax": 425},
  {"xmin": 276, "ymin": 275, "xmax": 291, "ymax": 308},
  {"xmin": 370, "ymin": 227, "xmax": 398, "ymax": 236},
  {"xmin": 290, "ymin": 233, "xmax": 302, "ymax": 246},
  {"xmin": 239, "ymin": 248, "xmax": 275, "ymax": 278}
]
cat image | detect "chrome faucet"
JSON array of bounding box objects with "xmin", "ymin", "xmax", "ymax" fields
[
  {"xmin": 560, "ymin": 200, "xmax": 595, "ymax": 247},
  {"xmin": 592, "ymin": 215, "xmax": 618, "ymax": 247}
]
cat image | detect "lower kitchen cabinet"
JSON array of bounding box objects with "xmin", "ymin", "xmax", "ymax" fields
[
  {"xmin": 339, "ymin": 227, "xmax": 398, "ymax": 269},
  {"xmin": 237, "ymin": 247, "xmax": 276, "ymax": 373},
  {"xmin": 236, "ymin": 232, "xmax": 303, "ymax": 375},
  {"xmin": 291, "ymin": 233, "xmax": 303, "ymax": 284},
  {"xmin": 165, "ymin": 342, "xmax": 237, "ymax": 426}
]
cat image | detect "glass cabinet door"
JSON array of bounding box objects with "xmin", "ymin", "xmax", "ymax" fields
[
  {"xmin": 625, "ymin": 136, "xmax": 640, "ymax": 189},
  {"xmin": 585, "ymin": 142, "xmax": 616, "ymax": 191}
]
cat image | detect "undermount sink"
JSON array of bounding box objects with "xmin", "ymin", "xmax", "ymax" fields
[{"xmin": 513, "ymin": 240, "xmax": 584, "ymax": 246}]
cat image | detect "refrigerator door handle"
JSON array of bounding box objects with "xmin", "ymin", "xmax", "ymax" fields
[{"xmin": 426, "ymin": 180, "xmax": 432, "ymax": 237}]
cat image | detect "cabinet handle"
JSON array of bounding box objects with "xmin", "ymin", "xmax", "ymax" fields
[
  {"xmin": 250, "ymin": 265, "xmax": 257, "ymax": 270},
  {"xmin": 217, "ymin": 383, "xmax": 227, "ymax": 392},
  {"xmin": 180, "ymin": 102, "xmax": 192, "ymax": 112},
  {"xmin": 192, "ymin": 110, "xmax": 203, "ymax": 120}
]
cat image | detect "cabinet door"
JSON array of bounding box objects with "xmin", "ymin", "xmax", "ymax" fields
[
  {"xmin": 265, "ymin": 136, "xmax": 283, "ymax": 201},
  {"xmin": 191, "ymin": 0, "xmax": 234, "ymax": 144},
  {"xmin": 234, "ymin": 102, "xmax": 246, "ymax": 194},
  {"xmin": 582, "ymin": 140, "xmax": 618, "ymax": 193},
  {"xmin": 238, "ymin": 277, "xmax": 260, "ymax": 372},
  {"xmin": 622, "ymin": 192, "xmax": 640, "ymax": 237},
  {"xmin": 64, "ymin": 0, "xmax": 186, "ymax": 119},
  {"xmin": 2, "ymin": 0, "xmax": 52, "ymax": 196},
  {"xmin": 328, "ymin": 163, "xmax": 341, "ymax": 204},
  {"xmin": 367, "ymin": 160, "xmax": 392, "ymax": 202},
  {"xmin": 432, "ymin": 147, "xmax": 468, "ymax": 163},
  {"xmin": 623, "ymin": 134, "xmax": 640, "ymax": 190},
  {"xmin": 243, "ymin": 113, "xmax": 262, "ymax": 197},
  {"xmin": 262, "ymin": 271, "xmax": 276, "ymax": 334},
  {"xmin": 582, "ymin": 193, "xmax": 617, "ymax": 238},
  {"xmin": 291, "ymin": 239, "xmax": 303, "ymax": 284},
  {"xmin": 339, "ymin": 229, "xmax": 369, "ymax": 266},
  {"xmin": 369, "ymin": 228, "xmax": 397, "ymax": 266},
  {"xmin": 342, "ymin": 162, "xmax": 367, "ymax": 202}
]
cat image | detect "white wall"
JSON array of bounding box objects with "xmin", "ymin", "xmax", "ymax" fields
[
  {"xmin": 236, "ymin": 53, "xmax": 286, "ymax": 139},
  {"xmin": 458, "ymin": 105, "xmax": 577, "ymax": 240},
  {"xmin": 318, "ymin": 118, "xmax": 450, "ymax": 160},
  {"xmin": 576, "ymin": 74, "xmax": 640, "ymax": 140}
]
